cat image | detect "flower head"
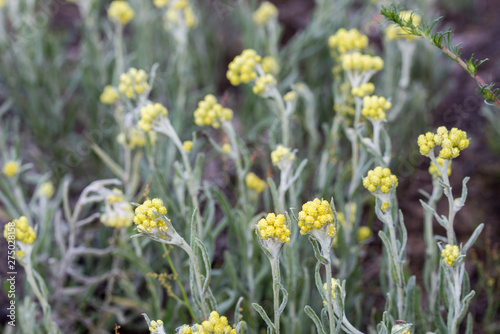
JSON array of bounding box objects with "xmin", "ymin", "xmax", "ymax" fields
[
  {"xmin": 183, "ymin": 140, "xmax": 193, "ymax": 152},
  {"xmin": 253, "ymin": 1, "xmax": 278, "ymax": 26},
  {"xmin": 257, "ymin": 213, "xmax": 290, "ymax": 243},
  {"xmin": 386, "ymin": 11, "xmax": 422, "ymax": 41},
  {"xmin": 328, "ymin": 28, "xmax": 368, "ymax": 54},
  {"xmin": 362, "ymin": 95, "xmax": 391, "ymax": 121},
  {"xmin": 108, "ymin": 1, "xmax": 134, "ymax": 25},
  {"xmin": 298, "ymin": 198, "xmax": 336, "ymax": 237},
  {"xmin": 441, "ymin": 244, "xmax": 460, "ymax": 266},
  {"xmin": 180, "ymin": 311, "xmax": 236, "ymax": 334},
  {"xmin": 149, "ymin": 319, "xmax": 165, "ymax": 334},
  {"xmin": 252, "ymin": 73, "xmax": 276, "ymax": 96},
  {"xmin": 341, "ymin": 52, "xmax": 384, "ymax": 73},
  {"xmin": 138, "ymin": 103, "xmax": 168, "ymax": 132},
  {"xmin": 39, "ymin": 182, "xmax": 55, "ymax": 198},
  {"xmin": 153, "ymin": 0, "xmax": 169, "ymax": 8},
  {"xmin": 193, "ymin": 94, "xmax": 233, "ymax": 129},
  {"xmin": 246, "ymin": 172, "xmax": 267, "ymax": 193},
  {"xmin": 133, "ymin": 198, "xmax": 169, "ymax": 233},
  {"xmin": 226, "ymin": 49, "xmax": 262, "ymax": 86},
  {"xmin": 363, "ymin": 167, "xmax": 398, "ymax": 194},
  {"xmin": 417, "ymin": 127, "xmax": 469, "ymax": 159},
  {"xmin": 391, "ymin": 324, "xmax": 411, "ymax": 334},
  {"xmin": 356, "ymin": 226, "xmax": 372, "ymax": 242},
  {"xmin": 118, "ymin": 68, "xmax": 149, "ymax": 99},
  {"xmin": 101, "ymin": 189, "xmax": 134, "ymax": 228},
  {"xmin": 2, "ymin": 161, "xmax": 19, "ymax": 178},
  {"xmin": 351, "ymin": 82, "xmax": 375, "ymax": 97},
  {"xmin": 261, "ymin": 56, "xmax": 279, "ymax": 75},
  {"xmin": 271, "ymin": 145, "xmax": 295, "ymax": 166},
  {"xmin": 3, "ymin": 216, "xmax": 36, "ymax": 245},
  {"xmin": 163, "ymin": 0, "xmax": 197, "ymax": 29},
  {"xmin": 100, "ymin": 85, "xmax": 120, "ymax": 105}
]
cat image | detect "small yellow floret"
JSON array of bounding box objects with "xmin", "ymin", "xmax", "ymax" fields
[
  {"xmin": 193, "ymin": 94, "xmax": 233, "ymax": 129},
  {"xmin": 149, "ymin": 319, "xmax": 164, "ymax": 333},
  {"xmin": 183, "ymin": 140, "xmax": 193, "ymax": 152},
  {"xmin": 362, "ymin": 95, "xmax": 391, "ymax": 121},
  {"xmin": 253, "ymin": 1, "xmax": 278, "ymax": 26},
  {"xmin": 363, "ymin": 166, "xmax": 398, "ymax": 194},
  {"xmin": 153, "ymin": 0, "xmax": 169, "ymax": 8},
  {"xmin": 246, "ymin": 172, "xmax": 266, "ymax": 193},
  {"xmin": 133, "ymin": 198, "xmax": 169, "ymax": 234},
  {"xmin": 108, "ymin": 1, "xmax": 135, "ymax": 25},
  {"xmin": 252, "ymin": 74, "xmax": 276, "ymax": 95},
  {"xmin": 341, "ymin": 52, "xmax": 384, "ymax": 72},
  {"xmin": 271, "ymin": 145, "xmax": 295, "ymax": 166},
  {"xmin": 226, "ymin": 49, "xmax": 262, "ymax": 86},
  {"xmin": 284, "ymin": 91, "xmax": 296, "ymax": 101},
  {"xmin": 2, "ymin": 161, "xmax": 19, "ymax": 178},
  {"xmin": 429, "ymin": 157, "xmax": 452, "ymax": 178},
  {"xmin": 100, "ymin": 85, "xmax": 120, "ymax": 105},
  {"xmin": 138, "ymin": 103, "xmax": 168, "ymax": 132},
  {"xmin": 298, "ymin": 198, "xmax": 336, "ymax": 236},
  {"xmin": 257, "ymin": 213, "xmax": 290, "ymax": 243},
  {"xmin": 261, "ymin": 56, "xmax": 279, "ymax": 75},
  {"xmin": 441, "ymin": 244, "xmax": 460, "ymax": 266},
  {"xmin": 328, "ymin": 28, "xmax": 368, "ymax": 54},
  {"xmin": 386, "ymin": 11, "xmax": 422, "ymax": 41},
  {"xmin": 3, "ymin": 216, "xmax": 37, "ymax": 244},
  {"xmin": 39, "ymin": 182, "xmax": 55, "ymax": 198},
  {"xmin": 356, "ymin": 226, "xmax": 372, "ymax": 242},
  {"xmin": 391, "ymin": 324, "xmax": 412, "ymax": 334},
  {"xmin": 351, "ymin": 82, "xmax": 375, "ymax": 97},
  {"xmin": 322, "ymin": 278, "xmax": 340, "ymax": 305},
  {"xmin": 222, "ymin": 143, "xmax": 231, "ymax": 154}
]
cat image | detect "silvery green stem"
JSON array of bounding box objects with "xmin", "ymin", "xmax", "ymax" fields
[
  {"xmin": 270, "ymin": 255, "xmax": 281, "ymax": 334},
  {"xmin": 178, "ymin": 239, "xmax": 210, "ymax": 319},
  {"xmin": 381, "ymin": 206, "xmax": 405, "ymax": 320},
  {"xmin": 317, "ymin": 237, "xmax": 336, "ymax": 334},
  {"xmin": 342, "ymin": 315, "xmax": 363, "ymax": 334},
  {"xmin": 114, "ymin": 24, "xmax": 124, "ymax": 82}
]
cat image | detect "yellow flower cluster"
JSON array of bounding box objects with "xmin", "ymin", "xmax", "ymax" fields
[
  {"xmin": 362, "ymin": 95, "xmax": 392, "ymax": 121},
  {"xmin": 164, "ymin": 0, "xmax": 197, "ymax": 29},
  {"xmin": 441, "ymin": 244, "xmax": 460, "ymax": 266},
  {"xmin": 39, "ymin": 181, "xmax": 55, "ymax": 198},
  {"xmin": 246, "ymin": 172, "xmax": 266, "ymax": 193},
  {"xmin": 328, "ymin": 28, "xmax": 368, "ymax": 54},
  {"xmin": 257, "ymin": 213, "xmax": 290, "ymax": 243},
  {"xmin": 138, "ymin": 103, "xmax": 168, "ymax": 132},
  {"xmin": 363, "ymin": 167, "xmax": 398, "ymax": 194},
  {"xmin": 429, "ymin": 157, "xmax": 452, "ymax": 178},
  {"xmin": 253, "ymin": 1, "xmax": 278, "ymax": 26},
  {"xmin": 261, "ymin": 56, "xmax": 279, "ymax": 75},
  {"xmin": 180, "ymin": 311, "xmax": 237, "ymax": 334},
  {"xmin": 351, "ymin": 82, "xmax": 374, "ymax": 97},
  {"xmin": 386, "ymin": 11, "xmax": 422, "ymax": 41},
  {"xmin": 2, "ymin": 161, "xmax": 19, "ymax": 178},
  {"xmin": 128, "ymin": 128, "xmax": 147, "ymax": 149},
  {"xmin": 149, "ymin": 319, "xmax": 164, "ymax": 333},
  {"xmin": 356, "ymin": 226, "xmax": 372, "ymax": 242},
  {"xmin": 341, "ymin": 52, "xmax": 384, "ymax": 72},
  {"xmin": 118, "ymin": 68, "xmax": 149, "ymax": 98},
  {"xmin": 222, "ymin": 143, "xmax": 231, "ymax": 153},
  {"xmin": 108, "ymin": 1, "xmax": 134, "ymax": 25},
  {"xmin": 391, "ymin": 324, "xmax": 412, "ymax": 334},
  {"xmin": 133, "ymin": 198, "xmax": 169, "ymax": 233},
  {"xmin": 226, "ymin": 49, "xmax": 262, "ymax": 86},
  {"xmin": 3, "ymin": 216, "xmax": 36, "ymax": 244},
  {"xmin": 417, "ymin": 127, "xmax": 469, "ymax": 159},
  {"xmin": 100, "ymin": 85, "xmax": 120, "ymax": 105},
  {"xmin": 153, "ymin": 0, "xmax": 169, "ymax": 8},
  {"xmin": 252, "ymin": 74, "xmax": 276, "ymax": 95},
  {"xmin": 101, "ymin": 189, "xmax": 134, "ymax": 228},
  {"xmin": 193, "ymin": 94, "xmax": 233, "ymax": 129},
  {"xmin": 271, "ymin": 145, "xmax": 295, "ymax": 166},
  {"xmin": 183, "ymin": 140, "xmax": 193, "ymax": 152},
  {"xmin": 0, "ymin": 0, "xmax": 6, "ymax": 9},
  {"xmin": 298, "ymin": 198, "xmax": 336, "ymax": 236}
]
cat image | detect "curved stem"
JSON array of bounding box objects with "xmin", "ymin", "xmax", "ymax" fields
[{"xmin": 270, "ymin": 256, "xmax": 281, "ymax": 334}]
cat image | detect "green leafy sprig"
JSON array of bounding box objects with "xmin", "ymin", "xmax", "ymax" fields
[{"xmin": 381, "ymin": 4, "xmax": 500, "ymax": 109}]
